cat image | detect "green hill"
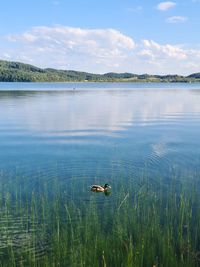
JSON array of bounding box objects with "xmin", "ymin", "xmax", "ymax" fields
[{"xmin": 0, "ymin": 59, "xmax": 200, "ymax": 82}]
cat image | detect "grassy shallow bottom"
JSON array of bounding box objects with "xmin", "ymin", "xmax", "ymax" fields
[{"xmin": 0, "ymin": 169, "xmax": 200, "ymax": 267}]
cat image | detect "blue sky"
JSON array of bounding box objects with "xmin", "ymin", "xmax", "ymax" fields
[{"xmin": 0, "ymin": 0, "xmax": 200, "ymax": 74}]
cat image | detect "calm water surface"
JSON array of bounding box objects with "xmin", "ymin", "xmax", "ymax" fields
[{"xmin": 1, "ymin": 82, "xmax": 200, "ymax": 265}]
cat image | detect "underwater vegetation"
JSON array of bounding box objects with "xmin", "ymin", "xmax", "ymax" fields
[{"xmin": 0, "ymin": 169, "xmax": 200, "ymax": 267}]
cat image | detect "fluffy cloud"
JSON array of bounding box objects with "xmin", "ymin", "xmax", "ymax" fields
[
  {"xmin": 141, "ymin": 39, "xmax": 187, "ymax": 60},
  {"xmin": 166, "ymin": 16, "xmax": 188, "ymax": 23},
  {"xmin": 157, "ymin": 1, "xmax": 176, "ymax": 11},
  {"xmin": 1, "ymin": 25, "xmax": 200, "ymax": 75},
  {"xmin": 138, "ymin": 40, "xmax": 200, "ymax": 74},
  {"xmin": 6, "ymin": 26, "xmax": 135, "ymax": 73},
  {"xmin": 9, "ymin": 26, "xmax": 135, "ymax": 51}
]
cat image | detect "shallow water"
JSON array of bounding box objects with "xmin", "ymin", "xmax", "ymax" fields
[{"xmin": 1, "ymin": 82, "xmax": 200, "ymax": 265}]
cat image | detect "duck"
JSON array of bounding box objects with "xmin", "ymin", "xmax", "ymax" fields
[{"xmin": 90, "ymin": 183, "xmax": 111, "ymax": 192}]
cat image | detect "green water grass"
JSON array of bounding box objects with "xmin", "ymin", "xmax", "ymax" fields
[{"xmin": 0, "ymin": 169, "xmax": 200, "ymax": 267}]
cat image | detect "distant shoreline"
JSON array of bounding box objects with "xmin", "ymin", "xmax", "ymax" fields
[
  {"xmin": 0, "ymin": 80, "xmax": 200, "ymax": 84},
  {"xmin": 0, "ymin": 59, "xmax": 200, "ymax": 83},
  {"xmin": 0, "ymin": 81, "xmax": 200, "ymax": 83}
]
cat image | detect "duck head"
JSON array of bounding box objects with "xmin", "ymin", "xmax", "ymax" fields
[{"xmin": 104, "ymin": 183, "xmax": 111, "ymax": 189}]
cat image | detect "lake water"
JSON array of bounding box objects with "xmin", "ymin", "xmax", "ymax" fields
[{"xmin": 1, "ymin": 82, "xmax": 200, "ymax": 266}]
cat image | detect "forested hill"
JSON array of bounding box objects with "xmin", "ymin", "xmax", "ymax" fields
[{"xmin": 0, "ymin": 60, "xmax": 200, "ymax": 82}]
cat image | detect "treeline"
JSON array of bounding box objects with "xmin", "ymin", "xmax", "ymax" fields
[{"xmin": 0, "ymin": 60, "xmax": 200, "ymax": 82}]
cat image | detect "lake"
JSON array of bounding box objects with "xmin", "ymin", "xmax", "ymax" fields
[{"xmin": 0, "ymin": 82, "xmax": 200, "ymax": 266}]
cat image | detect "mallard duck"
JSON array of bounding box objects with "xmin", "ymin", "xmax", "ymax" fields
[{"xmin": 90, "ymin": 183, "xmax": 111, "ymax": 192}]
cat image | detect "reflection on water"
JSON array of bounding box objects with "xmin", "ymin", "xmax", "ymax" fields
[
  {"xmin": 1, "ymin": 89, "xmax": 200, "ymax": 134},
  {"xmin": 1, "ymin": 86, "xmax": 200, "ymax": 183},
  {"xmin": 1, "ymin": 83, "xmax": 200, "ymax": 263}
]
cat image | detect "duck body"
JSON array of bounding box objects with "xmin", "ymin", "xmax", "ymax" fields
[{"xmin": 90, "ymin": 183, "xmax": 111, "ymax": 192}]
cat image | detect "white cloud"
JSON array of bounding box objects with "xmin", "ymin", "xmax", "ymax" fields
[
  {"xmin": 137, "ymin": 40, "xmax": 200, "ymax": 74},
  {"xmin": 2, "ymin": 53, "xmax": 11, "ymax": 59},
  {"xmin": 6, "ymin": 26, "xmax": 135, "ymax": 73},
  {"xmin": 157, "ymin": 1, "xmax": 176, "ymax": 11},
  {"xmin": 1, "ymin": 25, "xmax": 200, "ymax": 75},
  {"xmin": 8, "ymin": 26, "xmax": 135, "ymax": 51},
  {"xmin": 166, "ymin": 16, "xmax": 188, "ymax": 23},
  {"xmin": 141, "ymin": 39, "xmax": 187, "ymax": 60}
]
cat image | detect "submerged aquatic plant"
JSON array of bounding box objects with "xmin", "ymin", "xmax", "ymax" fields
[{"xmin": 0, "ymin": 169, "xmax": 200, "ymax": 267}]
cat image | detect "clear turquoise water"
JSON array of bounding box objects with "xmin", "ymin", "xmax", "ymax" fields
[{"xmin": 1, "ymin": 82, "xmax": 200, "ymax": 264}]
